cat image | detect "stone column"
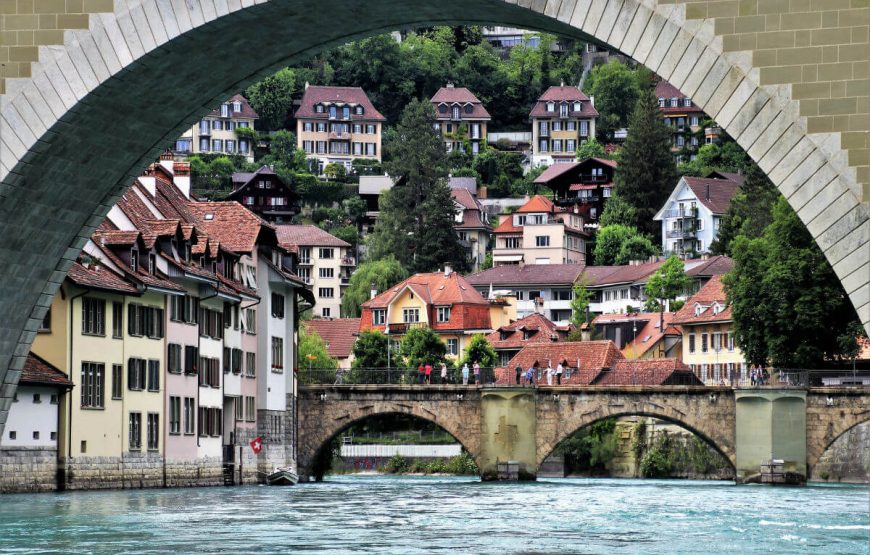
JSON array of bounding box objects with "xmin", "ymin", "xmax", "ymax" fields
[
  {"xmin": 735, "ymin": 389, "xmax": 807, "ymax": 483},
  {"xmin": 479, "ymin": 389, "xmax": 537, "ymax": 480}
]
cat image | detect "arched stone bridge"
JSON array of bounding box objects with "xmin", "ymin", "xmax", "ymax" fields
[
  {"xmin": 296, "ymin": 385, "xmax": 869, "ymax": 481},
  {"xmin": 1, "ymin": 1, "xmax": 868, "ymax": 435}
]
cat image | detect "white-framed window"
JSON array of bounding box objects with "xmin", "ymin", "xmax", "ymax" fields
[
  {"xmin": 366, "ymin": 124, "xmax": 376, "ymax": 134},
  {"xmin": 303, "ymin": 122, "xmax": 313, "ymax": 132},
  {"xmin": 183, "ymin": 397, "xmax": 195, "ymax": 435},
  {"xmin": 552, "ymin": 139, "xmax": 562, "ymax": 152},
  {"xmin": 535, "ymin": 236, "xmax": 550, "ymax": 247},
  {"xmin": 447, "ymin": 339, "xmax": 458, "ymax": 356},
  {"xmin": 579, "ymin": 120, "xmax": 589, "ymax": 136},
  {"xmin": 539, "ymin": 139, "xmax": 548, "ymax": 152},
  {"xmin": 504, "ymin": 237, "xmax": 521, "ymax": 249},
  {"xmin": 546, "ymin": 102, "xmax": 555, "ymax": 112},
  {"xmin": 169, "ymin": 396, "xmax": 181, "ymax": 435},
  {"xmin": 271, "ymin": 337, "xmax": 284, "ymax": 371},
  {"xmin": 319, "ymin": 268, "xmax": 334, "ymax": 279},
  {"xmin": 566, "ymin": 139, "xmax": 576, "ymax": 152},
  {"xmin": 552, "ymin": 121, "xmax": 562, "ymax": 132},
  {"xmin": 573, "ymin": 102, "xmax": 582, "ymax": 112},
  {"xmin": 129, "ymin": 412, "xmax": 142, "ymax": 450},
  {"xmin": 658, "ymin": 97, "xmax": 666, "ymax": 107},
  {"xmin": 560, "ymin": 103, "xmax": 569, "ymax": 117},
  {"xmin": 315, "ymin": 104, "xmax": 324, "ymax": 113},
  {"xmin": 701, "ymin": 333, "xmax": 709, "ymax": 353},
  {"xmin": 212, "ymin": 120, "xmax": 223, "ymax": 130},
  {"xmin": 690, "ymin": 116, "xmax": 699, "ymax": 126},
  {"xmin": 684, "ymin": 97, "xmax": 692, "ymax": 107},
  {"xmin": 225, "ymin": 140, "xmax": 235, "ymax": 153},
  {"xmin": 671, "ymin": 97, "xmax": 679, "ymax": 107},
  {"xmin": 566, "ymin": 121, "xmax": 576, "ymax": 131},
  {"xmin": 437, "ymin": 306, "xmax": 451, "ymax": 323},
  {"xmin": 81, "ymin": 362, "xmax": 104, "ymax": 408},
  {"xmin": 403, "ymin": 308, "xmax": 420, "ymax": 323},
  {"xmin": 688, "ymin": 334, "xmax": 696, "ymax": 353},
  {"xmin": 212, "ymin": 139, "xmax": 223, "ymax": 152},
  {"xmin": 322, "ymin": 307, "xmax": 331, "ymax": 318},
  {"xmin": 318, "ymin": 288, "xmax": 334, "ymax": 298},
  {"xmin": 365, "ymin": 143, "xmax": 376, "ymax": 156},
  {"xmin": 373, "ymin": 310, "xmax": 386, "ymax": 325},
  {"xmin": 221, "ymin": 104, "xmax": 229, "ymax": 117},
  {"xmin": 452, "ymin": 106, "xmax": 460, "ymax": 120},
  {"xmin": 319, "ymin": 248, "xmax": 334, "ymax": 259}
]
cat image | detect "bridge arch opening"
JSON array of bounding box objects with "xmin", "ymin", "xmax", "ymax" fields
[
  {"xmin": 300, "ymin": 411, "xmax": 482, "ymax": 482},
  {"xmin": 809, "ymin": 419, "xmax": 870, "ymax": 483},
  {"xmin": 541, "ymin": 412, "xmax": 736, "ymax": 479},
  {"xmin": 0, "ymin": 0, "xmax": 867, "ymax": 432}
]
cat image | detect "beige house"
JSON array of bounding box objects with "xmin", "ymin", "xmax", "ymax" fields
[
  {"xmin": 530, "ymin": 85, "xmax": 598, "ymax": 167},
  {"xmin": 176, "ymin": 94, "xmax": 257, "ymax": 162},
  {"xmin": 276, "ymin": 225, "xmax": 355, "ymax": 318},
  {"xmin": 430, "ymin": 84, "xmax": 491, "ymax": 156},
  {"xmin": 295, "ymin": 84, "xmax": 386, "ymax": 175},
  {"xmin": 492, "ymin": 195, "xmax": 587, "ymax": 266},
  {"xmin": 451, "ymin": 188, "xmax": 491, "ymax": 272}
]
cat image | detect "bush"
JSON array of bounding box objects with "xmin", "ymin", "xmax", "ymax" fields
[
  {"xmin": 384, "ymin": 453, "xmax": 410, "ymax": 474},
  {"xmin": 639, "ymin": 446, "xmax": 672, "ymax": 477}
]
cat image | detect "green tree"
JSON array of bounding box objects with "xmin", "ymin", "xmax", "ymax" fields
[
  {"xmin": 460, "ymin": 334, "xmax": 497, "ymax": 368},
  {"xmin": 299, "ymin": 326, "xmax": 338, "ymax": 383},
  {"xmin": 570, "ymin": 276, "xmax": 594, "ymax": 329},
  {"xmin": 678, "ymin": 140, "xmax": 751, "ymax": 177},
  {"xmin": 724, "ymin": 197, "xmax": 863, "ymax": 367},
  {"xmin": 614, "ymin": 88, "xmax": 679, "ymax": 239},
  {"xmin": 616, "ymin": 234, "xmax": 658, "ymax": 265},
  {"xmin": 710, "ymin": 165, "xmax": 778, "ymax": 255},
  {"xmin": 599, "ymin": 191, "xmax": 638, "ymax": 228},
  {"xmin": 594, "ymin": 224, "xmax": 657, "ymax": 265},
  {"xmin": 323, "ymin": 163, "xmax": 347, "ymax": 181},
  {"xmin": 340, "ymin": 256, "xmax": 408, "ymax": 318},
  {"xmin": 644, "ymin": 256, "xmax": 692, "ymax": 330},
  {"xmin": 351, "ymin": 330, "xmax": 390, "ymax": 369},
  {"xmin": 400, "ymin": 327, "xmax": 447, "ymax": 367},
  {"xmin": 584, "ymin": 61, "xmax": 644, "ymax": 141},
  {"xmin": 575, "ymin": 137, "xmax": 608, "ymax": 160},
  {"xmin": 244, "ymin": 67, "xmax": 296, "ymax": 131}
]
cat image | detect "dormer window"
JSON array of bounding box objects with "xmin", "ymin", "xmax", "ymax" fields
[
  {"xmin": 500, "ymin": 331, "xmax": 509, "ymax": 341},
  {"xmin": 670, "ymin": 97, "xmax": 679, "ymax": 107},
  {"xmin": 211, "ymin": 261, "xmax": 217, "ymax": 274},
  {"xmin": 315, "ymin": 104, "xmax": 324, "ymax": 113},
  {"xmin": 658, "ymin": 97, "xmax": 666, "ymax": 107},
  {"xmin": 438, "ymin": 104, "xmax": 448, "ymax": 114},
  {"xmin": 560, "ymin": 103, "xmax": 568, "ymax": 117},
  {"xmin": 328, "ymin": 106, "xmax": 337, "ymax": 119},
  {"xmin": 130, "ymin": 250, "xmax": 139, "ymax": 272},
  {"xmin": 694, "ymin": 304, "xmax": 703, "ymax": 316},
  {"xmin": 355, "ymin": 106, "xmax": 364, "ymax": 115},
  {"xmin": 148, "ymin": 253, "xmax": 156, "ymax": 275},
  {"xmin": 183, "ymin": 242, "xmax": 190, "ymax": 262},
  {"xmin": 712, "ymin": 302, "xmax": 722, "ymax": 315},
  {"xmin": 342, "ymin": 106, "xmax": 350, "ymax": 120},
  {"xmin": 452, "ymin": 106, "xmax": 460, "ymax": 120},
  {"xmin": 573, "ymin": 102, "xmax": 582, "ymax": 112},
  {"xmin": 684, "ymin": 97, "xmax": 692, "ymax": 107},
  {"xmin": 464, "ymin": 104, "xmax": 474, "ymax": 114},
  {"xmin": 221, "ymin": 103, "xmax": 229, "ymax": 117},
  {"xmin": 547, "ymin": 102, "xmax": 555, "ymax": 112}
]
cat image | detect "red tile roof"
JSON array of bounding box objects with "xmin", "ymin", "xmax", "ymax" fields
[
  {"xmin": 295, "ymin": 86, "xmax": 386, "ymax": 121},
  {"xmin": 497, "ymin": 341, "xmax": 623, "ymax": 384},
  {"xmin": 431, "ymin": 85, "xmax": 492, "ymax": 120},
  {"xmin": 486, "ymin": 313, "xmax": 567, "ymax": 350},
  {"xmin": 305, "ymin": 318, "xmax": 361, "ymax": 359},
  {"xmin": 275, "ymin": 225, "xmax": 350, "ymax": 249},
  {"xmin": 188, "ymin": 201, "xmax": 272, "ymax": 254},
  {"xmin": 206, "ymin": 94, "xmax": 258, "ymax": 119},
  {"xmin": 493, "ymin": 216, "xmax": 521, "ymax": 234},
  {"xmin": 685, "ymin": 255, "xmax": 733, "ymax": 278},
  {"xmin": 595, "ymin": 358, "xmax": 700, "ymax": 385},
  {"xmin": 467, "ymin": 264, "xmax": 587, "ymax": 287},
  {"xmin": 529, "ymin": 86, "xmax": 599, "ymax": 118},
  {"xmin": 655, "ymin": 79, "xmax": 705, "ymax": 115},
  {"xmin": 585, "ymin": 260, "xmax": 665, "ymax": 286},
  {"xmin": 22, "ymin": 353, "xmax": 72, "ymax": 388},
  {"xmin": 516, "ymin": 195, "xmax": 555, "ymax": 213},
  {"xmin": 67, "ymin": 260, "xmax": 140, "ymax": 294},
  {"xmin": 672, "ymin": 275, "xmax": 732, "ymax": 325},
  {"xmin": 364, "ymin": 271, "xmax": 488, "ymax": 309},
  {"xmin": 683, "ymin": 177, "xmax": 742, "ymax": 215},
  {"xmin": 593, "ymin": 312, "xmax": 678, "ymax": 358},
  {"xmin": 451, "ymin": 189, "xmax": 490, "ymax": 230},
  {"xmin": 708, "ymin": 171, "xmax": 746, "ymax": 186},
  {"xmin": 94, "ymin": 230, "xmax": 140, "ymax": 246}
]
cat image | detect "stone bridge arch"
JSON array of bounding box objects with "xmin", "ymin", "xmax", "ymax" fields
[
  {"xmin": 296, "ymin": 386, "xmax": 483, "ymax": 480},
  {"xmin": 0, "ymin": 0, "xmax": 868, "ymax": 433},
  {"xmin": 805, "ymin": 389, "xmax": 870, "ymax": 476},
  {"xmin": 535, "ymin": 388, "xmax": 737, "ymax": 468}
]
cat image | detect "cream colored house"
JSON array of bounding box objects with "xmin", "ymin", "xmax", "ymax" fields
[
  {"xmin": 175, "ymin": 94, "xmax": 258, "ymax": 162},
  {"xmin": 451, "ymin": 188, "xmax": 491, "ymax": 272},
  {"xmin": 492, "ymin": 195, "xmax": 587, "ymax": 266},
  {"xmin": 430, "ymin": 84, "xmax": 491, "ymax": 156},
  {"xmin": 530, "ymin": 85, "xmax": 598, "ymax": 167}
]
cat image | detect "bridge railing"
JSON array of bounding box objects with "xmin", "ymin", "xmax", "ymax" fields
[{"xmin": 299, "ymin": 367, "xmax": 499, "ymax": 386}]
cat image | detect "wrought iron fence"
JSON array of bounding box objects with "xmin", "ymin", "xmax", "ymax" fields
[{"xmin": 299, "ymin": 367, "xmax": 498, "ymax": 386}]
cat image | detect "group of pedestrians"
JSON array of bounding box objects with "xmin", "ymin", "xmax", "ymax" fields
[
  {"xmin": 460, "ymin": 362, "xmax": 481, "ymax": 385},
  {"xmin": 515, "ymin": 360, "xmax": 566, "ymax": 387},
  {"xmin": 749, "ymin": 365, "xmax": 769, "ymax": 386},
  {"xmin": 414, "ymin": 361, "xmax": 481, "ymax": 385}
]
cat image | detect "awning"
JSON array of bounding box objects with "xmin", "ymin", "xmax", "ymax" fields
[
  {"xmin": 569, "ymin": 184, "xmax": 598, "ymax": 191},
  {"xmin": 493, "ymin": 255, "xmax": 523, "ymax": 262}
]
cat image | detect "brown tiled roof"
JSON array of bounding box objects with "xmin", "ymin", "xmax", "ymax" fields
[
  {"xmin": 486, "ymin": 313, "xmax": 565, "ymax": 350},
  {"xmin": 593, "ymin": 312, "xmax": 677, "ymax": 358},
  {"xmin": 206, "ymin": 94, "xmax": 258, "ymax": 119},
  {"xmin": 94, "ymin": 243, "xmax": 184, "ymax": 293},
  {"xmin": 467, "ymin": 264, "xmax": 586, "ymax": 287},
  {"xmin": 431, "ymin": 86, "xmax": 491, "ymax": 120},
  {"xmin": 22, "ymin": 353, "xmax": 72, "ymax": 388},
  {"xmin": 708, "ymin": 171, "xmax": 746, "ymax": 186},
  {"xmin": 153, "ymin": 179, "xmax": 198, "ymax": 224},
  {"xmin": 529, "ymin": 86, "xmax": 599, "ymax": 118},
  {"xmin": 683, "ymin": 177, "xmax": 741, "ymax": 215},
  {"xmin": 275, "ymin": 225, "xmax": 350, "ymax": 249},
  {"xmin": 517, "ymin": 195, "xmax": 555, "ymax": 213},
  {"xmin": 594, "ymin": 358, "xmax": 699, "ymax": 386},
  {"xmin": 451, "ymin": 188, "xmax": 479, "ymax": 211},
  {"xmin": 451, "ymin": 189, "xmax": 490, "ymax": 230},
  {"xmin": 493, "ymin": 216, "xmax": 521, "ymax": 234},
  {"xmin": 295, "ymin": 86, "xmax": 386, "ymax": 121},
  {"xmin": 655, "ymin": 79, "xmax": 705, "ymax": 115},
  {"xmin": 671, "ymin": 275, "xmax": 732, "ymax": 325},
  {"xmin": 94, "ymin": 230, "xmax": 140, "ymax": 246},
  {"xmin": 305, "ymin": 318, "xmax": 361, "ymax": 359},
  {"xmin": 363, "ymin": 272, "xmax": 488, "ymax": 309},
  {"xmin": 685, "ymin": 255, "xmax": 733, "ymax": 278},
  {"xmin": 499, "ymin": 341, "xmax": 623, "ymax": 384},
  {"xmin": 188, "ymin": 201, "xmax": 270, "ymax": 254},
  {"xmin": 585, "ymin": 260, "xmax": 665, "ymax": 286},
  {"xmin": 67, "ymin": 261, "xmax": 139, "ymax": 294},
  {"xmin": 533, "ymin": 157, "xmax": 618, "ymax": 185}
]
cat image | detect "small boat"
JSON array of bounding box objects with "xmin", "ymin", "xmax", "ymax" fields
[{"xmin": 266, "ymin": 467, "xmax": 299, "ymax": 486}]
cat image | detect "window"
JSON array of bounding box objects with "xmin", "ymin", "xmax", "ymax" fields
[
  {"xmin": 112, "ymin": 302, "xmax": 123, "ymax": 338},
  {"xmin": 298, "ymin": 247, "xmax": 311, "ymax": 264},
  {"xmin": 39, "ymin": 307, "xmax": 51, "ymax": 332},
  {"xmin": 271, "ymin": 292, "xmax": 285, "ymax": 319},
  {"xmin": 658, "ymin": 97, "xmax": 666, "ymax": 107},
  {"xmin": 546, "ymin": 102, "xmax": 554, "ymax": 112},
  {"xmin": 701, "ymin": 333, "xmax": 709, "ymax": 353},
  {"xmin": 81, "ymin": 362, "xmax": 104, "ymax": 408},
  {"xmin": 539, "ymin": 139, "xmax": 548, "ymax": 152},
  {"xmin": 566, "ymin": 139, "xmax": 576, "ymax": 152},
  {"xmin": 128, "ymin": 304, "xmax": 164, "ymax": 339},
  {"xmin": 366, "ymin": 124, "xmax": 376, "ymax": 134},
  {"xmin": 319, "ymin": 248, "xmax": 334, "ymax": 259},
  {"xmin": 552, "ymin": 139, "xmax": 562, "ymax": 152},
  {"xmin": 32, "ymin": 393, "xmax": 41, "ymax": 404},
  {"xmin": 129, "ymin": 412, "xmax": 142, "ymax": 450},
  {"xmin": 50, "ymin": 394, "xmax": 58, "ymax": 405},
  {"xmin": 32, "ymin": 431, "xmax": 40, "ymax": 440},
  {"xmin": 447, "ymin": 338, "xmax": 458, "ymax": 356},
  {"xmin": 112, "ymin": 363, "xmax": 123, "ymax": 399},
  {"xmin": 245, "ymin": 309, "xmax": 256, "ymax": 334},
  {"xmin": 198, "ymin": 357, "xmax": 221, "ymax": 388},
  {"xmin": 198, "ymin": 308, "xmax": 224, "ymax": 339},
  {"xmin": 232, "ymin": 348, "xmax": 242, "ymax": 375},
  {"xmin": 403, "ymin": 308, "xmax": 420, "ymax": 324},
  {"xmin": 225, "ymin": 140, "xmax": 235, "ymax": 153},
  {"xmin": 688, "ymin": 334, "xmax": 696, "ymax": 353},
  {"xmin": 221, "ymin": 103, "xmax": 229, "ymax": 117},
  {"xmin": 552, "ymin": 121, "xmax": 562, "ymax": 132},
  {"xmin": 319, "ymin": 267, "xmax": 334, "ymax": 279},
  {"xmin": 199, "ymin": 137, "xmax": 210, "ymax": 151},
  {"xmin": 245, "ymin": 352, "xmax": 256, "ymax": 377},
  {"xmin": 212, "ymin": 139, "xmax": 223, "ymax": 152},
  {"xmin": 199, "ymin": 120, "xmax": 210, "ymax": 133},
  {"xmin": 147, "ymin": 360, "xmax": 160, "ymax": 391},
  {"xmin": 712, "ymin": 332, "xmax": 722, "ymax": 352},
  {"xmin": 504, "ymin": 237, "xmax": 521, "ymax": 249},
  {"xmin": 437, "ymin": 306, "xmax": 451, "ymax": 323},
  {"xmin": 553, "ymin": 289, "xmax": 573, "ymax": 301},
  {"xmin": 727, "ymin": 332, "xmax": 735, "ymax": 352},
  {"xmin": 184, "ymin": 345, "xmax": 198, "ymax": 375},
  {"xmin": 271, "ymin": 337, "xmax": 284, "ymax": 372},
  {"xmin": 538, "ymin": 121, "xmax": 548, "ymax": 137},
  {"xmin": 579, "ymin": 120, "xmax": 589, "ymax": 137},
  {"xmin": 183, "ymin": 397, "xmax": 195, "ymax": 435},
  {"xmin": 81, "ymin": 297, "xmax": 105, "ymax": 336},
  {"xmin": 373, "ymin": 310, "xmax": 386, "ymax": 325},
  {"xmin": 322, "ymin": 307, "xmax": 331, "ymax": 317},
  {"xmin": 316, "ymin": 287, "xmax": 333, "ymax": 299},
  {"xmin": 245, "ymin": 396, "xmax": 256, "ymax": 422},
  {"xmin": 128, "ymin": 358, "xmax": 146, "ymax": 391},
  {"xmin": 559, "ymin": 103, "xmax": 569, "ymax": 117},
  {"xmin": 671, "ymin": 97, "xmax": 679, "ymax": 107},
  {"xmin": 684, "ymin": 97, "xmax": 692, "ymax": 107},
  {"xmin": 535, "ymin": 236, "xmax": 550, "ymax": 247},
  {"xmin": 235, "ymin": 398, "xmax": 244, "ymax": 421},
  {"xmin": 620, "ymin": 289, "xmax": 629, "ymax": 300},
  {"xmin": 169, "ymin": 397, "xmax": 181, "ymax": 435}
]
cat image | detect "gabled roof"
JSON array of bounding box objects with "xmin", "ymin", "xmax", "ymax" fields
[
  {"xmin": 502, "ymin": 341, "xmax": 624, "ymax": 384},
  {"xmin": 672, "ymin": 275, "xmax": 732, "ymax": 325},
  {"xmin": 67, "ymin": 260, "xmax": 140, "ymax": 294},
  {"xmin": 486, "ymin": 313, "xmax": 566, "ymax": 350},
  {"xmin": 516, "ymin": 195, "xmax": 555, "ymax": 213},
  {"xmin": 595, "ymin": 358, "xmax": 699, "ymax": 386},
  {"xmin": 275, "ymin": 225, "xmax": 350, "ymax": 249},
  {"xmin": 654, "ymin": 79, "xmax": 704, "ymax": 115},
  {"xmin": 467, "ymin": 264, "xmax": 587, "ymax": 287},
  {"xmin": 431, "ymin": 86, "xmax": 492, "ymax": 120},
  {"xmin": 229, "ymin": 165, "xmax": 292, "ymax": 194},
  {"xmin": 529, "ymin": 86, "xmax": 599, "ymax": 118},
  {"xmin": 684, "ymin": 255, "xmax": 733, "ymax": 278},
  {"xmin": 533, "ymin": 157, "xmax": 619, "ymax": 185},
  {"xmin": 363, "ymin": 272, "xmax": 488, "ymax": 309},
  {"xmin": 188, "ymin": 201, "xmax": 272, "ymax": 254},
  {"xmin": 493, "ymin": 217, "xmax": 521, "ymax": 234},
  {"xmin": 295, "ymin": 85, "xmax": 386, "ymax": 121},
  {"xmin": 707, "ymin": 171, "xmax": 746, "ymax": 186},
  {"xmin": 683, "ymin": 177, "xmax": 742, "ymax": 215},
  {"xmin": 593, "ymin": 312, "xmax": 680, "ymax": 358},
  {"xmin": 305, "ymin": 318, "xmax": 361, "ymax": 359},
  {"xmin": 585, "ymin": 260, "xmax": 665, "ymax": 287},
  {"xmin": 207, "ymin": 94, "xmax": 258, "ymax": 119},
  {"xmin": 22, "ymin": 353, "xmax": 73, "ymax": 388},
  {"xmin": 451, "ymin": 188, "xmax": 480, "ymax": 211}
]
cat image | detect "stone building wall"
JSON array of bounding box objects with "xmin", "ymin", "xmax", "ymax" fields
[
  {"xmin": 0, "ymin": 447, "xmax": 59, "ymax": 493},
  {"xmin": 812, "ymin": 421, "xmax": 870, "ymax": 484}
]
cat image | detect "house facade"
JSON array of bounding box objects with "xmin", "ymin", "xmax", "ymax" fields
[
  {"xmin": 592, "ymin": 312, "xmax": 682, "ymax": 360},
  {"xmin": 430, "ymin": 84, "xmax": 491, "ymax": 156},
  {"xmin": 451, "ymin": 188, "xmax": 491, "ymax": 272},
  {"xmin": 227, "ymin": 166, "xmax": 300, "ymax": 224},
  {"xmin": 654, "ymin": 80, "xmax": 708, "ymax": 161},
  {"xmin": 295, "ymin": 84, "xmax": 386, "ymax": 175},
  {"xmin": 486, "ymin": 312, "xmax": 570, "ymax": 367},
  {"xmin": 533, "ymin": 157, "xmax": 618, "ymax": 227},
  {"xmin": 305, "ymin": 318, "xmax": 361, "ymax": 370},
  {"xmin": 653, "ymin": 174, "xmax": 743, "ymax": 257},
  {"xmin": 175, "ymin": 94, "xmax": 257, "ymax": 162},
  {"xmin": 275, "ymin": 225, "xmax": 355, "ymax": 318},
  {"xmin": 530, "ymin": 85, "xmax": 598, "ymax": 167},
  {"xmin": 491, "ymin": 195, "xmax": 587, "ymax": 267}
]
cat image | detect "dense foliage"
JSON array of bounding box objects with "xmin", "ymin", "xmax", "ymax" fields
[
  {"xmin": 555, "ymin": 418, "xmax": 618, "ymax": 475},
  {"xmin": 399, "ymin": 327, "xmax": 448, "ymax": 367},
  {"xmin": 644, "ymin": 256, "xmax": 692, "ymax": 314},
  {"xmin": 351, "ymin": 330, "xmax": 391, "ymax": 369},
  {"xmin": 460, "ymin": 334, "xmax": 497, "ymax": 368},
  {"xmin": 583, "ymin": 60, "xmax": 647, "ymax": 142},
  {"xmin": 341, "ymin": 256, "xmax": 408, "ymax": 318},
  {"xmin": 709, "ymin": 164, "xmax": 779, "ymax": 256},
  {"xmin": 593, "ymin": 224, "xmax": 658, "ymax": 265},
  {"xmin": 298, "ymin": 326, "xmax": 338, "ymax": 384}
]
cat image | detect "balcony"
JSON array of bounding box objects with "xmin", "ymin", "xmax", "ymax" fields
[
  {"xmin": 385, "ymin": 322, "xmax": 426, "ymax": 334},
  {"xmin": 662, "ymin": 207, "xmax": 698, "ymax": 219},
  {"xmin": 340, "ymin": 256, "xmax": 355, "ymax": 266},
  {"xmin": 298, "ymin": 258, "xmax": 312, "ymax": 266},
  {"xmin": 666, "ymin": 228, "xmax": 697, "ymax": 239},
  {"xmin": 340, "ymin": 276, "xmax": 351, "ymax": 286},
  {"xmin": 578, "ymin": 174, "xmax": 609, "ymax": 183}
]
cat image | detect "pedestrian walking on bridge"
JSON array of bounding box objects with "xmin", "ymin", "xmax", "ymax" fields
[
  {"xmin": 473, "ymin": 362, "xmax": 481, "ymax": 385},
  {"xmin": 440, "ymin": 362, "xmax": 448, "ymax": 384},
  {"xmin": 462, "ymin": 363, "xmax": 470, "ymax": 385},
  {"xmin": 425, "ymin": 363, "xmax": 432, "ymax": 385}
]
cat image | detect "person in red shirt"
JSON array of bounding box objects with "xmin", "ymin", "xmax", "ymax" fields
[
  {"xmin": 417, "ymin": 363, "xmax": 425, "ymax": 385},
  {"xmin": 425, "ymin": 363, "xmax": 433, "ymax": 385}
]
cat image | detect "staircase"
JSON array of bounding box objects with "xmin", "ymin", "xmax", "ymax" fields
[{"xmin": 222, "ymin": 464, "xmax": 236, "ymax": 486}]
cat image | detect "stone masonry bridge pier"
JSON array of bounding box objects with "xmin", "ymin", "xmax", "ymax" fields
[{"xmin": 296, "ymin": 385, "xmax": 869, "ymax": 482}]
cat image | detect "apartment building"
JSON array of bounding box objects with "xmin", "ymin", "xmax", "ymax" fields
[
  {"xmin": 175, "ymin": 94, "xmax": 257, "ymax": 162},
  {"xmin": 653, "ymin": 174, "xmax": 743, "ymax": 257},
  {"xmin": 295, "ymin": 85, "xmax": 386, "ymax": 175},
  {"xmin": 430, "ymin": 84, "xmax": 491, "ymax": 156},
  {"xmin": 275, "ymin": 225, "xmax": 355, "ymax": 318},
  {"xmin": 451, "ymin": 188, "xmax": 491, "ymax": 272},
  {"xmin": 228, "ymin": 165, "xmax": 300, "ymax": 224},
  {"xmin": 530, "ymin": 85, "xmax": 598, "ymax": 166},
  {"xmin": 491, "ymin": 195, "xmax": 587, "ymax": 266},
  {"xmin": 654, "ymin": 80, "xmax": 718, "ymax": 160},
  {"xmin": 533, "ymin": 156, "xmax": 618, "ymax": 226}
]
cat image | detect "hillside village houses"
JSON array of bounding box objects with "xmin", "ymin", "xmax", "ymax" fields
[
  {"xmin": 295, "ymin": 84, "xmax": 386, "ymax": 175},
  {"xmin": 451, "ymin": 188, "xmax": 492, "ymax": 272},
  {"xmin": 533, "ymin": 157, "xmax": 618, "ymax": 228},
  {"xmin": 175, "ymin": 94, "xmax": 258, "ymax": 162},
  {"xmin": 227, "ymin": 166, "xmax": 300, "ymax": 224},
  {"xmin": 530, "ymin": 84, "xmax": 599, "ymax": 167},
  {"xmin": 491, "ymin": 195, "xmax": 587, "ymax": 267},
  {"xmin": 654, "ymin": 78, "xmax": 721, "ymax": 160},
  {"xmin": 430, "ymin": 84, "xmax": 491, "ymax": 156}
]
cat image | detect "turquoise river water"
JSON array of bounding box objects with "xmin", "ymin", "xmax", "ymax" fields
[{"xmin": 0, "ymin": 476, "xmax": 867, "ymax": 554}]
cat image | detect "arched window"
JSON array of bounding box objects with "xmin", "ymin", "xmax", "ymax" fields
[
  {"xmin": 439, "ymin": 104, "xmax": 448, "ymax": 114},
  {"xmin": 464, "ymin": 104, "xmax": 474, "ymax": 114}
]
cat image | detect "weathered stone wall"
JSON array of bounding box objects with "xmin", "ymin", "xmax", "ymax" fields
[
  {"xmin": 0, "ymin": 446, "xmax": 59, "ymax": 493},
  {"xmin": 812, "ymin": 420, "xmax": 870, "ymax": 484},
  {"xmin": 805, "ymin": 388, "xmax": 869, "ymax": 475},
  {"xmin": 63, "ymin": 454, "xmax": 225, "ymax": 490}
]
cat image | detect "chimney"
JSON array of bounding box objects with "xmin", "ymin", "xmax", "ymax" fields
[
  {"xmin": 560, "ymin": 80, "xmax": 565, "ymax": 87},
  {"xmin": 370, "ymin": 283, "xmax": 378, "ymax": 300},
  {"xmin": 444, "ymin": 265, "xmax": 453, "ymax": 277},
  {"xmin": 706, "ymin": 184, "xmax": 710, "ymax": 201},
  {"xmin": 305, "ymin": 81, "xmax": 310, "ymax": 90},
  {"xmin": 446, "ymin": 82, "xmax": 454, "ymax": 89}
]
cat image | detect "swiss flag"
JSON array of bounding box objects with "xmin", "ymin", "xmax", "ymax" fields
[{"xmin": 250, "ymin": 436, "xmax": 263, "ymax": 454}]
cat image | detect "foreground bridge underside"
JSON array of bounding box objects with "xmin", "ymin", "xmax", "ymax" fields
[
  {"xmin": 0, "ymin": 1, "xmax": 868, "ymax": 435},
  {"xmin": 296, "ymin": 386, "xmax": 869, "ymax": 481}
]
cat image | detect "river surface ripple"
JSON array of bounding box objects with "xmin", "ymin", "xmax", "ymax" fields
[{"xmin": 0, "ymin": 476, "xmax": 868, "ymax": 554}]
